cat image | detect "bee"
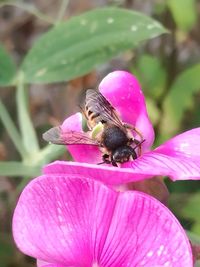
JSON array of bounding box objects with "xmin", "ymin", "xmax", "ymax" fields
[{"xmin": 43, "ymin": 89, "xmax": 144, "ymax": 167}]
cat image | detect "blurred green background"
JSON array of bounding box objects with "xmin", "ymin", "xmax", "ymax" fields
[{"xmin": 0, "ymin": 0, "xmax": 200, "ymax": 266}]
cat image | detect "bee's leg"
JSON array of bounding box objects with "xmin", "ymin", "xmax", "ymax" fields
[
  {"xmin": 91, "ymin": 122, "xmax": 104, "ymax": 139},
  {"xmin": 97, "ymin": 154, "xmax": 118, "ymax": 167},
  {"xmin": 123, "ymin": 123, "xmax": 143, "ymax": 141},
  {"xmin": 124, "ymin": 122, "xmax": 144, "ymax": 156},
  {"xmin": 133, "ymin": 139, "xmax": 146, "ymax": 156},
  {"xmin": 97, "ymin": 154, "xmax": 111, "ymax": 165},
  {"xmin": 111, "ymin": 160, "xmax": 118, "ymax": 167},
  {"xmin": 103, "ymin": 154, "xmax": 109, "ymax": 160},
  {"xmin": 130, "ymin": 150, "xmax": 137, "ymax": 160},
  {"xmin": 110, "ymin": 155, "xmax": 118, "ymax": 167}
]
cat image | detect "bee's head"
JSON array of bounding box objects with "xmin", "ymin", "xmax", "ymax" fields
[{"xmin": 112, "ymin": 145, "xmax": 137, "ymax": 163}]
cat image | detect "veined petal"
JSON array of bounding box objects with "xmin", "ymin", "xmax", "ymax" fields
[
  {"xmin": 13, "ymin": 175, "xmax": 117, "ymax": 266},
  {"xmin": 125, "ymin": 128, "xmax": 200, "ymax": 181},
  {"xmin": 99, "ymin": 192, "xmax": 192, "ymax": 266},
  {"xmin": 99, "ymin": 71, "xmax": 154, "ymax": 151},
  {"xmin": 124, "ymin": 151, "xmax": 200, "ymax": 181},
  {"xmin": 61, "ymin": 112, "xmax": 101, "ymax": 164},
  {"xmin": 13, "ymin": 176, "xmax": 192, "ymax": 266}
]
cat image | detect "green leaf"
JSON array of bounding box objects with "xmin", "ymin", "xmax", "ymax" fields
[
  {"xmin": 146, "ymin": 97, "xmax": 161, "ymax": 126},
  {"xmin": 0, "ymin": 161, "xmax": 41, "ymax": 176},
  {"xmin": 181, "ymin": 193, "xmax": 200, "ymax": 221},
  {"xmin": 160, "ymin": 63, "xmax": 200, "ymax": 139},
  {"xmin": 181, "ymin": 193, "xmax": 200, "ymax": 235},
  {"xmin": 0, "ymin": 44, "xmax": 16, "ymax": 86},
  {"xmin": 21, "ymin": 7, "xmax": 167, "ymax": 84},
  {"xmin": 167, "ymin": 0, "xmax": 197, "ymax": 31},
  {"xmin": 0, "ymin": 233, "xmax": 14, "ymax": 266},
  {"xmin": 132, "ymin": 54, "xmax": 166, "ymax": 99}
]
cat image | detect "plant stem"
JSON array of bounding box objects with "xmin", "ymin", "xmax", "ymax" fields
[
  {"xmin": 0, "ymin": 2, "xmax": 55, "ymax": 25},
  {"xmin": 16, "ymin": 72, "xmax": 40, "ymax": 155},
  {"xmin": 0, "ymin": 99, "xmax": 27, "ymax": 158},
  {"xmin": 56, "ymin": 0, "xmax": 69, "ymax": 24}
]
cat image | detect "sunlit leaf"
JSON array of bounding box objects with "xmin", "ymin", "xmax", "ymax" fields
[
  {"xmin": 20, "ymin": 7, "xmax": 167, "ymax": 84},
  {"xmin": 167, "ymin": 0, "xmax": 197, "ymax": 32},
  {"xmin": 181, "ymin": 193, "xmax": 200, "ymax": 221},
  {"xmin": 160, "ymin": 63, "xmax": 200, "ymax": 139},
  {"xmin": 0, "ymin": 44, "xmax": 16, "ymax": 86},
  {"xmin": 170, "ymin": 193, "xmax": 200, "ymax": 236},
  {"xmin": 146, "ymin": 97, "xmax": 161, "ymax": 126},
  {"xmin": 182, "ymin": 193, "xmax": 200, "ymax": 235},
  {"xmin": 132, "ymin": 54, "xmax": 166, "ymax": 99}
]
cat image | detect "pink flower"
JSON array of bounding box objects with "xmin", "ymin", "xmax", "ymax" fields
[
  {"xmin": 13, "ymin": 71, "xmax": 198, "ymax": 266},
  {"xmin": 13, "ymin": 174, "xmax": 193, "ymax": 266},
  {"xmin": 43, "ymin": 71, "xmax": 200, "ymax": 185}
]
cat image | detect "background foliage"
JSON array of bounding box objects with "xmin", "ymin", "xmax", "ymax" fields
[{"xmin": 0, "ymin": 0, "xmax": 200, "ymax": 266}]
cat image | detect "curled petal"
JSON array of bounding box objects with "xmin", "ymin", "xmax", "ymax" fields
[
  {"xmin": 99, "ymin": 71, "xmax": 154, "ymax": 151},
  {"xmin": 43, "ymin": 161, "xmax": 150, "ymax": 185},
  {"xmin": 124, "ymin": 151, "xmax": 200, "ymax": 181},
  {"xmin": 13, "ymin": 176, "xmax": 192, "ymax": 266},
  {"xmin": 61, "ymin": 112, "xmax": 101, "ymax": 164},
  {"xmin": 155, "ymin": 128, "xmax": 200, "ymax": 157},
  {"xmin": 123, "ymin": 128, "xmax": 200, "ymax": 181}
]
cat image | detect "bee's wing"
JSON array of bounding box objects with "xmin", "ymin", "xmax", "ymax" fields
[
  {"xmin": 43, "ymin": 126, "xmax": 99, "ymax": 146},
  {"xmin": 86, "ymin": 89, "xmax": 124, "ymax": 128}
]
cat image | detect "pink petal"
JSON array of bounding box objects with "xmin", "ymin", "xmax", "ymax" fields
[
  {"xmin": 99, "ymin": 71, "xmax": 154, "ymax": 151},
  {"xmin": 61, "ymin": 112, "xmax": 101, "ymax": 164},
  {"xmin": 126, "ymin": 128, "xmax": 200, "ymax": 181},
  {"xmin": 43, "ymin": 161, "xmax": 151, "ymax": 185},
  {"xmin": 99, "ymin": 192, "xmax": 192, "ymax": 266},
  {"xmin": 124, "ymin": 151, "xmax": 200, "ymax": 181},
  {"xmin": 13, "ymin": 175, "xmax": 117, "ymax": 266},
  {"xmin": 37, "ymin": 259, "xmax": 65, "ymax": 267},
  {"xmin": 13, "ymin": 176, "xmax": 192, "ymax": 266},
  {"xmin": 155, "ymin": 128, "xmax": 200, "ymax": 157}
]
